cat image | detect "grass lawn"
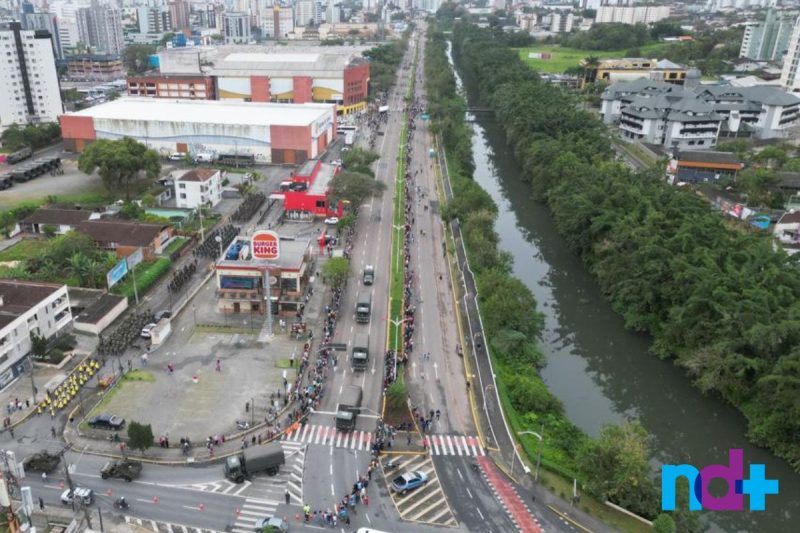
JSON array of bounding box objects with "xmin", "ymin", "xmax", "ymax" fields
[
  {"xmin": 0, "ymin": 239, "xmax": 44, "ymax": 262},
  {"xmin": 162, "ymin": 236, "xmax": 189, "ymax": 256},
  {"xmin": 516, "ymin": 42, "xmax": 673, "ymax": 73}
]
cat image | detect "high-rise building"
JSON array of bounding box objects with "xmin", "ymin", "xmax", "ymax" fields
[
  {"xmin": 137, "ymin": 7, "xmax": 173, "ymax": 34},
  {"xmin": 0, "ymin": 21, "xmax": 63, "ymax": 127},
  {"xmin": 740, "ymin": 9, "xmax": 794, "ymax": 63},
  {"xmin": 77, "ymin": 1, "xmax": 124, "ymax": 56},
  {"xmin": 169, "ymin": 0, "xmax": 191, "ymax": 32},
  {"xmin": 223, "ymin": 12, "xmax": 251, "ymax": 44},
  {"xmin": 595, "ymin": 4, "xmax": 671, "ymax": 25},
  {"xmin": 23, "ymin": 12, "xmax": 63, "ymax": 60},
  {"xmin": 550, "ymin": 12, "xmax": 574, "ymax": 33},
  {"xmin": 296, "ymin": 0, "xmax": 320, "ymax": 27},
  {"xmin": 263, "ymin": 5, "xmax": 295, "ymax": 39},
  {"xmin": 781, "ymin": 15, "xmax": 800, "ymax": 92}
]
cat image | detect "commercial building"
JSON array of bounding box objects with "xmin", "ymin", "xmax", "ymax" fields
[
  {"xmin": 59, "ymin": 98, "xmax": 337, "ymax": 164},
  {"xmin": 740, "ymin": 8, "xmax": 794, "ymax": 63},
  {"xmin": 23, "ymin": 12, "xmax": 63, "ymax": 60},
  {"xmin": 77, "ymin": 1, "xmax": 124, "ymax": 56},
  {"xmin": 595, "ymin": 4, "xmax": 671, "ymax": 25},
  {"xmin": 137, "ymin": 6, "xmax": 173, "ymax": 34},
  {"xmin": 277, "ymin": 159, "xmax": 343, "ymax": 219},
  {"xmin": 602, "ymin": 78, "xmax": 800, "ymax": 147},
  {"xmin": 666, "ymin": 150, "xmax": 744, "ymax": 184},
  {"xmin": 126, "ymin": 74, "xmax": 215, "ymax": 99},
  {"xmin": 175, "ymin": 168, "xmax": 222, "ymax": 209},
  {"xmin": 0, "ymin": 280, "xmax": 72, "ymax": 391},
  {"xmin": 210, "ymin": 46, "xmax": 370, "ymax": 114},
  {"xmin": 66, "ymin": 54, "xmax": 124, "ymax": 81},
  {"xmin": 214, "ymin": 235, "xmax": 314, "ymax": 316},
  {"xmin": 583, "ymin": 58, "xmax": 689, "ymax": 87},
  {"xmin": 0, "ymin": 22, "xmax": 63, "ymax": 128},
  {"xmin": 223, "ymin": 12, "xmax": 251, "ymax": 44}
]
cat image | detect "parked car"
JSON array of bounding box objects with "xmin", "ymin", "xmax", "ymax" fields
[
  {"xmin": 153, "ymin": 310, "xmax": 172, "ymax": 322},
  {"xmin": 61, "ymin": 487, "xmax": 94, "ymax": 505},
  {"xmin": 140, "ymin": 323, "xmax": 157, "ymax": 338},
  {"xmin": 253, "ymin": 516, "xmax": 289, "ymax": 533},
  {"xmin": 88, "ymin": 414, "xmax": 125, "ymax": 430},
  {"xmin": 100, "ymin": 459, "xmax": 142, "ymax": 481},
  {"xmin": 324, "ymin": 217, "xmax": 340, "ymax": 225},
  {"xmin": 169, "ymin": 152, "xmax": 185, "ymax": 161},
  {"xmin": 391, "ymin": 471, "xmax": 428, "ymax": 494}
]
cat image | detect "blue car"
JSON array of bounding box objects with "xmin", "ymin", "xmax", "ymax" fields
[{"xmin": 391, "ymin": 471, "xmax": 429, "ymax": 494}]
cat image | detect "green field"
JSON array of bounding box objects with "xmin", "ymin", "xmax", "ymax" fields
[{"xmin": 517, "ymin": 42, "xmax": 673, "ymax": 73}]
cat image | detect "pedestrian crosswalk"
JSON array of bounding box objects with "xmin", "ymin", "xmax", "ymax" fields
[
  {"xmin": 124, "ymin": 516, "xmax": 223, "ymax": 533},
  {"xmin": 424, "ymin": 435, "xmax": 485, "ymax": 457},
  {"xmin": 231, "ymin": 497, "xmax": 283, "ymax": 533},
  {"xmin": 281, "ymin": 423, "xmax": 375, "ymax": 451}
]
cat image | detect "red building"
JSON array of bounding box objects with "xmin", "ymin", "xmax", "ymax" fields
[
  {"xmin": 127, "ymin": 75, "xmax": 215, "ymax": 100},
  {"xmin": 278, "ymin": 160, "xmax": 343, "ymax": 219}
]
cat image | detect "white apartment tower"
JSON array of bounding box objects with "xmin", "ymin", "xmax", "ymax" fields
[
  {"xmin": 781, "ymin": 15, "xmax": 800, "ymax": 93},
  {"xmin": 740, "ymin": 9, "xmax": 794, "ymax": 62},
  {"xmin": 223, "ymin": 11, "xmax": 251, "ymax": 44},
  {"xmin": 0, "ymin": 21, "xmax": 63, "ymax": 128}
]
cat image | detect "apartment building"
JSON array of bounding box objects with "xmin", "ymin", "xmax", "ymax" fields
[
  {"xmin": 0, "ymin": 22, "xmax": 63, "ymax": 128},
  {"xmin": 740, "ymin": 8, "xmax": 794, "ymax": 63},
  {"xmin": 137, "ymin": 6, "xmax": 173, "ymax": 34},
  {"xmin": 0, "ymin": 280, "xmax": 72, "ymax": 391},
  {"xmin": 781, "ymin": 14, "xmax": 800, "ymax": 92},
  {"xmin": 595, "ymin": 4, "xmax": 671, "ymax": 25},
  {"xmin": 223, "ymin": 12, "xmax": 251, "ymax": 44},
  {"xmin": 23, "ymin": 12, "xmax": 64, "ymax": 60},
  {"xmin": 175, "ymin": 168, "xmax": 222, "ymax": 209},
  {"xmin": 77, "ymin": 1, "xmax": 124, "ymax": 56}
]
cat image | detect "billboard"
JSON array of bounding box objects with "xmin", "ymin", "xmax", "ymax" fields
[
  {"xmin": 106, "ymin": 258, "xmax": 128, "ymax": 289},
  {"xmin": 251, "ymin": 230, "xmax": 280, "ymax": 261},
  {"xmin": 126, "ymin": 247, "xmax": 144, "ymax": 270}
]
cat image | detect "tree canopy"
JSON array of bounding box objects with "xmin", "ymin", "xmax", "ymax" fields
[
  {"xmin": 122, "ymin": 44, "xmax": 156, "ymax": 74},
  {"xmin": 127, "ymin": 421, "xmax": 154, "ymax": 452},
  {"xmin": 78, "ymin": 137, "xmax": 161, "ymax": 200},
  {"xmin": 1, "ymin": 123, "xmax": 61, "ymax": 151},
  {"xmin": 329, "ymin": 170, "xmax": 386, "ymax": 208},
  {"xmin": 321, "ymin": 257, "xmax": 350, "ymax": 288}
]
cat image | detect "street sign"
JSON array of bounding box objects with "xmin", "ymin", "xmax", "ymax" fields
[
  {"xmin": 106, "ymin": 258, "xmax": 128, "ymax": 288},
  {"xmin": 126, "ymin": 247, "xmax": 144, "ymax": 270},
  {"xmin": 251, "ymin": 230, "xmax": 280, "ymax": 261}
]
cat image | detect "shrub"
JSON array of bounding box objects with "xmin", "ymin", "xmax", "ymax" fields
[{"xmin": 506, "ymin": 374, "xmax": 564, "ymax": 416}]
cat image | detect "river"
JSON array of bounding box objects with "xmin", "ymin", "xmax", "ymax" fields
[{"xmin": 446, "ymin": 44, "xmax": 797, "ymax": 533}]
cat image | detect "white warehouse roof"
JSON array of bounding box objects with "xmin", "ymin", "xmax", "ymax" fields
[{"xmin": 68, "ymin": 98, "xmax": 336, "ymax": 127}]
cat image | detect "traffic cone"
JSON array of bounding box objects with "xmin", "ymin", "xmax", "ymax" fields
[
  {"xmin": 199, "ymin": 503, "xmax": 205, "ymax": 512},
  {"xmin": 152, "ymin": 496, "xmax": 159, "ymax": 504},
  {"xmin": 59, "ymin": 481, "xmax": 64, "ymax": 489},
  {"xmin": 106, "ymin": 489, "xmax": 113, "ymax": 497},
  {"xmin": 295, "ymin": 513, "xmax": 300, "ymax": 521},
  {"xmin": 235, "ymin": 507, "xmax": 240, "ymax": 516}
]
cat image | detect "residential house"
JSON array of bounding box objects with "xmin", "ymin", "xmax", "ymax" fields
[
  {"xmin": 774, "ymin": 211, "xmax": 800, "ymax": 254},
  {"xmin": 77, "ymin": 220, "xmax": 173, "ymax": 260},
  {"xmin": 666, "ymin": 150, "xmax": 744, "ymax": 184},
  {"xmin": 0, "ymin": 280, "xmax": 71, "ymax": 390},
  {"xmin": 17, "ymin": 208, "xmax": 94, "ymax": 235},
  {"xmin": 175, "ymin": 169, "xmax": 222, "ymax": 209}
]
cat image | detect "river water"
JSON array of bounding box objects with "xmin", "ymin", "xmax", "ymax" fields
[{"xmin": 446, "ymin": 45, "xmax": 797, "ymax": 533}]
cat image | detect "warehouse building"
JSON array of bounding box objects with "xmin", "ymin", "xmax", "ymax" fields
[{"xmin": 59, "ymin": 98, "xmax": 337, "ymax": 164}]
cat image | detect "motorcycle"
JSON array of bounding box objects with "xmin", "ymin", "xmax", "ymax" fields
[{"xmin": 114, "ymin": 497, "xmax": 129, "ymax": 510}]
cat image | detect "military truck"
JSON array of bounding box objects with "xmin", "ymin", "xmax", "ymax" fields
[
  {"xmin": 352, "ymin": 333, "xmax": 369, "ymax": 371},
  {"xmin": 224, "ymin": 442, "xmax": 285, "ymax": 483},
  {"xmin": 335, "ymin": 385, "xmax": 363, "ymax": 432},
  {"xmin": 362, "ymin": 265, "xmax": 375, "ymax": 285},
  {"xmin": 100, "ymin": 459, "xmax": 143, "ymax": 481},
  {"xmin": 356, "ymin": 292, "xmax": 372, "ymax": 323},
  {"xmin": 23, "ymin": 450, "xmax": 61, "ymax": 473}
]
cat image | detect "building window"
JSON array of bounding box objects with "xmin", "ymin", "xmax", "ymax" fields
[
  {"xmin": 180, "ymin": 193, "xmax": 186, "ymax": 199},
  {"xmin": 179, "ymin": 183, "xmax": 186, "ymax": 188}
]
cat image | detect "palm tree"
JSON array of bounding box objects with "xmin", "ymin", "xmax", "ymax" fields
[{"xmin": 69, "ymin": 252, "xmax": 91, "ymax": 287}]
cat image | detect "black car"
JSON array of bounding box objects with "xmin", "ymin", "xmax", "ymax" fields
[
  {"xmin": 88, "ymin": 414, "xmax": 125, "ymax": 430},
  {"xmin": 153, "ymin": 310, "xmax": 172, "ymax": 322}
]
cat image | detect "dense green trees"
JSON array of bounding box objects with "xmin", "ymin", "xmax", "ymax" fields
[
  {"xmin": 78, "ymin": 137, "xmax": 161, "ymax": 200},
  {"xmin": 364, "ymin": 39, "xmax": 408, "ymax": 98},
  {"xmin": 1, "ymin": 123, "xmax": 61, "ymax": 151},
  {"xmin": 450, "ymin": 21, "xmax": 800, "ymax": 471},
  {"xmin": 121, "ymin": 44, "xmax": 156, "ymax": 74},
  {"xmin": 562, "ymin": 22, "xmax": 650, "ymax": 50}
]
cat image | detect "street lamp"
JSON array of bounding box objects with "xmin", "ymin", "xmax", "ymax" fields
[{"xmin": 518, "ymin": 425, "xmax": 545, "ymax": 482}]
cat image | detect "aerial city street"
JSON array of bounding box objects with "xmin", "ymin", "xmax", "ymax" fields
[{"xmin": 2, "ymin": 2, "xmax": 799, "ymax": 533}]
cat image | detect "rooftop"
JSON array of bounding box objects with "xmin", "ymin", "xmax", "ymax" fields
[
  {"xmin": 676, "ymin": 150, "xmax": 743, "ymax": 166},
  {"xmin": 217, "ymin": 236, "xmax": 310, "ymax": 271},
  {"xmin": 75, "ymin": 293, "xmax": 127, "ymax": 326},
  {"xmin": 77, "ymin": 220, "xmax": 169, "ymax": 247},
  {"xmin": 0, "ymin": 280, "xmax": 64, "ymax": 329},
  {"xmin": 309, "ymin": 163, "xmax": 337, "ymax": 196},
  {"xmin": 208, "ymin": 46, "xmax": 369, "ymax": 78},
  {"xmin": 65, "ymin": 98, "xmax": 336, "ymax": 128},
  {"xmin": 21, "ymin": 208, "xmax": 92, "ymax": 226},
  {"xmin": 177, "ymin": 169, "xmax": 219, "ymax": 182}
]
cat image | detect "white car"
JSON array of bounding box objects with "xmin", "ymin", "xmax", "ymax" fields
[
  {"xmin": 168, "ymin": 152, "xmax": 184, "ymax": 161},
  {"xmin": 140, "ymin": 323, "xmax": 157, "ymax": 338},
  {"xmin": 324, "ymin": 217, "xmax": 340, "ymax": 225}
]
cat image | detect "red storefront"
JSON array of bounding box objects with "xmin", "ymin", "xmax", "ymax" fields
[{"xmin": 280, "ymin": 160, "xmax": 343, "ymax": 218}]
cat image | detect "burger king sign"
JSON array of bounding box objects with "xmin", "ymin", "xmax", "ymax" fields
[{"xmin": 251, "ymin": 230, "xmax": 280, "ymax": 261}]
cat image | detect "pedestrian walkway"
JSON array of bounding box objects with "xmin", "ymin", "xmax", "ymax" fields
[
  {"xmin": 281, "ymin": 423, "xmax": 374, "ymax": 451},
  {"xmin": 124, "ymin": 516, "xmax": 223, "ymax": 533},
  {"xmin": 380, "ymin": 454, "xmax": 457, "ymax": 527},
  {"xmin": 424, "ymin": 435, "xmax": 484, "ymax": 457},
  {"xmin": 477, "ymin": 456, "xmax": 543, "ymax": 533},
  {"xmin": 231, "ymin": 497, "xmax": 283, "ymax": 533}
]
